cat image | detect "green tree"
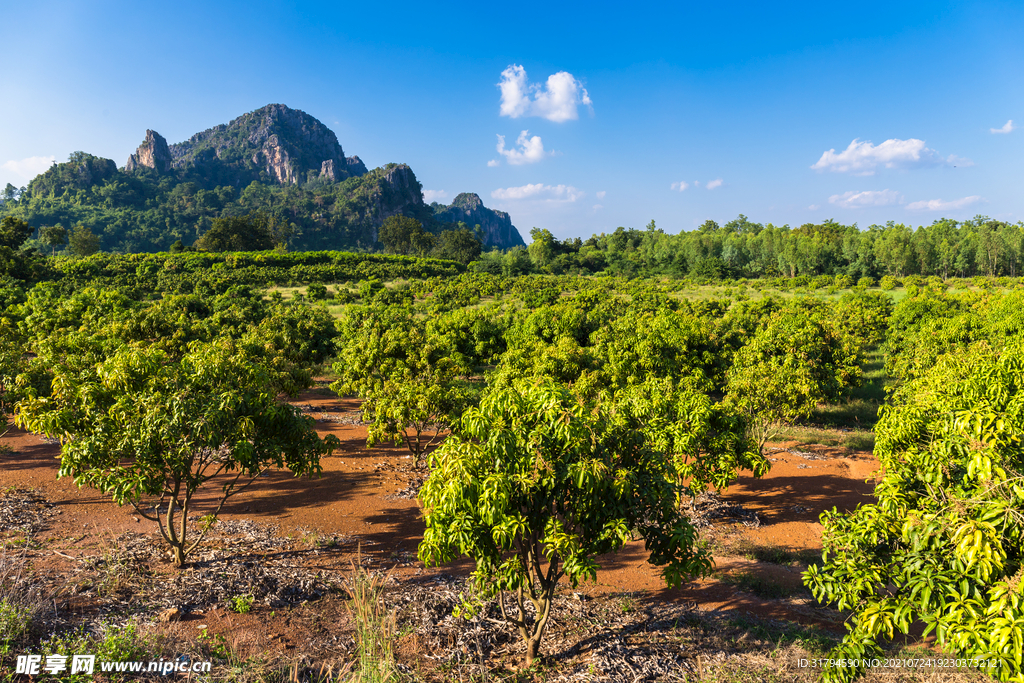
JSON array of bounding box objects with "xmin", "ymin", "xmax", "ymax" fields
[
  {"xmin": 502, "ymin": 247, "xmax": 533, "ymax": 276},
  {"xmin": 806, "ymin": 342, "xmax": 1024, "ymax": 682},
  {"xmin": 433, "ymin": 228, "xmax": 482, "ymax": 264},
  {"xmin": 724, "ymin": 311, "xmax": 860, "ymax": 452},
  {"xmin": 528, "ymin": 228, "xmax": 556, "ymax": 269},
  {"xmin": 378, "ymin": 215, "xmax": 425, "ymax": 255},
  {"xmin": 39, "ymin": 225, "xmax": 68, "ymax": 256},
  {"xmin": 418, "ymin": 379, "xmax": 759, "ymax": 666},
  {"xmin": 331, "ymin": 305, "xmax": 472, "ymax": 468},
  {"xmin": 0, "ymin": 216, "xmax": 33, "ymax": 250},
  {"xmin": 67, "ymin": 223, "xmax": 101, "ymax": 256},
  {"xmin": 194, "ymin": 212, "xmax": 283, "ymax": 252},
  {"xmin": 17, "ymin": 339, "xmax": 337, "ymax": 567}
]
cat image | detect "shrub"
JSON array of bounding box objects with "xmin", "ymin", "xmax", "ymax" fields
[
  {"xmin": 806, "ymin": 342, "xmax": 1024, "ymax": 682},
  {"xmin": 306, "ymin": 282, "xmax": 328, "ymax": 300},
  {"xmin": 419, "ymin": 378, "xmax": 761, "ymax": 666}
]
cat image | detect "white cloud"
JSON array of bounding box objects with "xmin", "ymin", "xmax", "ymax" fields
[
  {"xmin": 495, "ymin": 130, "xmax": 550, "ymax": 165},
  {"xmin": 808, "ymin": 204, "xmax": 821, "ymax": 211},
  {"xmin": 592, "ymin": 204, "xmax": 603, "ymax": 211},
  {"xmin": 423, "ymin": 190, "xmax": 449, "ymax": 203},
  {"xmin": 491, "ymin": 183, "xmax": 584, "ymax": 202},
  {"xmin": 991, "ymin": 120, "xmax": 1015, "ymax": 134},
  {"xmin": 487, "ymin": 159, "xmax": 499, "ymax": 167},
  {"xmin": 596, "ymin": 190, "xmax": 606, "ymax": 199},
  {"xmin": 828, "ymin": 189, "xmax": 903, "ymax": 209},
  {"xmin": 811, "ymin": 138, "xmax": 967, "ymax": 175},
  {"xmin": 671, "ymin": 181, "xmax": 689, "ymax": 192},
  {"xmin": 906, "ymin": 196, "xmax": 982, "ymax": 211},
  {"xmin": 706, "ymin": 178, "xmax": 723, "ymax": 190},
  {"xmin": 1, "ymin": 155, "xmax": 56, "ymax": 180},
  {"xmin": 498, "ymin": 65, "xmax": 592, "ymax": 123}
]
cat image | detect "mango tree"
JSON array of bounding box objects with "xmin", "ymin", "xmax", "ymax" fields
[
  {"xmin": 332, "ymin": 304, "xmax": 473, "ymax": 468},
  {"xmin": 17, "ymin": 338, "xmax": 337, "ymax": 567},
  {"xmin": 724, "ymin": 309, "xmax": 861, "ymax": 452},
  {"xmin": 418, "ymin": 378, "xmax": 762, "ymax": 666},
  {"xmin": 805, "ymin": 341, "xmax": 1024, "ymax": 683}
]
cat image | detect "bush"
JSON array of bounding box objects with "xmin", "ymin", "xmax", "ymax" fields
[
  {"xmin": 306, "ymin": 282, "xmax": 328, "ymax": 300},
  {"xmin": 856, "ymin": 276, "xmax": 875, "ymax": 289},
  {"xmin": 879, "ymin": 275, "xmax": 898, "ymax": 290},
  {"xmin": 230, "ymin": 594, "xmax": 254, "ymax": 614},
  {"xmin": 419, "ymin": 379, "xmax": 762, "ymax": 666},
  {"xmin": 359, "ymin": 278, "xmax": 385, "ymax": 301},
  {"xmin": 806, "ymin": 342, "xmax": 1024, "ymax": 682},
  {"xmin": 834, "ymin": 274, "xmax": 854, "ymax": 289}
]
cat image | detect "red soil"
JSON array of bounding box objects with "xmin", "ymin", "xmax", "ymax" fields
[{"xmin": 0, "ymin": 390, "xmax": 881, "ymax": 634}]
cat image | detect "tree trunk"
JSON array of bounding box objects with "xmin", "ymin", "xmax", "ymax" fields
[
  {"xmin": 525, "ymin": 637, "xmax": 541, "ymax": 667},
  {"xmin": 171, "ymin": 544, "xmax": 186, "ymax": 568}
]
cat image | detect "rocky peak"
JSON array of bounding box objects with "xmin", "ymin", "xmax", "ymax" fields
[
  {"xmin": 451, "ymin": 192, "xmax": 484, "ymax": 210},
  {"xmin": 125, "ymin": 130, "xmax": 172, "ymax": 173},
  {"xmin": 382, "ymin": 164, "xmax": 420, "ymax": 196},
  {"xmin": 434, "ymin": 192, "xmax": 525, "ymax": 248},
  {"xmin": 319, "ymin": 159, "xmax": 338, "ymax": 182},
  {"xmin": 168, "ymin": 104, "xmax": 353, "ymax": 185},
  {"xmin": 346, "ymin": 156, "xmax": 368, "ymax": 177}
]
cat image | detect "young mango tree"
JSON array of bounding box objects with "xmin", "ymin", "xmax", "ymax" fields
[
  {"xmin": 805, "ymin": 342, "xmax": 1024, "ymax": 683},
  {"xmin": 417, "ymin": 378, "xmax": 762, "ymax": 666},
  {"xmin": 724, "ymin": 309, "xmax": 861, "ymax": 453},
  {"xmin": 17, "ymin": 338, "xmax": 337, "ymax": 567},
  {"xmin": 332, "ymin": 304, "xmax": 472, "ymax": 468}
]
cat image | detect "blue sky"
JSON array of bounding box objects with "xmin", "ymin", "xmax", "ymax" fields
[{"xmin": 2, "ymin": 0, "xmax": 1022, "ymax": 240}]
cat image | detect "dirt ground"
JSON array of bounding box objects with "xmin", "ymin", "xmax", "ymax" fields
[{"xmin": 0, "ymin": 388, "xmax": 896, "ymax": 680}]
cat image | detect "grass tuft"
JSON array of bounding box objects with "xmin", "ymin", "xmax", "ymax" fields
[{"xmin": 343, "ymin": 553, "xmax": 400, "ymax": 683}]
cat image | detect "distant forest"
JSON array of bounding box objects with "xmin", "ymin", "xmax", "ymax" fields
[{"xmin": 480, "ymin": 215, "xmax": 1024, "ymax": 280}]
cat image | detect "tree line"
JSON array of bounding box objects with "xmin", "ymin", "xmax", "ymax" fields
[{"xmin": 486, "ymin": 215, "xmax": 1024, "ymax": 280}]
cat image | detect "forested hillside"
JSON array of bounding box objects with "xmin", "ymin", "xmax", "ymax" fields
[{"xmin": 0, "ymin": 104, "xmax": 526, "ymax": 254}]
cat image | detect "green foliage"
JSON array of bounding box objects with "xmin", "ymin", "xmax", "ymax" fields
[
  {"xmin": 883, "ymin": 289, "xmax": 974, "ymax": 381},
  {"xmin": 0, "ymin": 216, "xmax": 33, "ymax": 250},
  {"xmin": 42, "ymin": 621, "xmax": 151, "ymax": 682},
  {"xmin": 306, "ymin": 282, "xmax": 328, "ymax": 300},
  {"xmin": 194, "ymin": 212, "xmax": 289, "ymax": 252},
  {"xmin": 331, "ymin": 304, "xmax": 473, "ymax": 467},
  {"xmin": 230, "ymin": 594, "xmax": 255, "ymax": 614},
  {"xmin": 379, "ymin": 215, "xmax": 428, "ymax": 255},
  {"xmin": 432, "ymin": 227, "xmax": 482, "ymax": 264},
  {"xmin": 68, "ymin": 222, "xmax": 101, "ymax": 256},
  {"xmin": 418, "ymin": 378, "xmax": 760, "ymax": 665},
  {"xmin": 17, "ymin": 337, "xmax": 338, "ymax": 567},
  {"xmin": 39, "ymin": 224, "xmax": 68, "ymax": 255},
  {"xmin": 0, "ymin": 599, "xmax": 32, "ymax": 655},
  {"xmin": 831, "ymin": 290, "xmax": 894, "ymax": 349},
  {"xmin": 724, "ymin": 309, "xmax": 862, "ymax": 451},
  {"xmin": 49, "ymin": 249, "xmax": 464, "ymax": 296},
  {"xmin": 806, "ymin": 342, "xmax": 1024, "ymax": 682}
]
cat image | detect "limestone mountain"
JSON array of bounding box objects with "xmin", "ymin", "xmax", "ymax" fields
[
  {"xmin": 9, "ymin": 104, "xmax": 524, "ymax": 253},
  {"xmin": 125, "ymin": 130, "xmax": 172, "ymax": 173},
  {"xmin": 433, "ymin": 193, "xmax": 524, "ymax": 249},
  {"xmin": 136, "ymin": 103, "xmax": 367, "ymax": 185}
]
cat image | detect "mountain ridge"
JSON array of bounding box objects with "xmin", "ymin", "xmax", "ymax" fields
[{"xmin": 7, "ymin": 104, "xmax": 524, "ymax": 252}]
